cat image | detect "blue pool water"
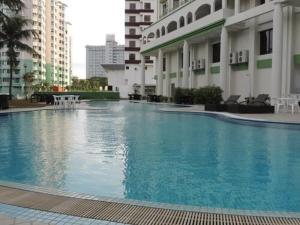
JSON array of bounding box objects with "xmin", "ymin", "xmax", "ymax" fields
[{"xmin": 0, "ymin": 101, "xmax": 300, "ymax": 213}]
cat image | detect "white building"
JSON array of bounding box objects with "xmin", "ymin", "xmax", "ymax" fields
[
  {"xmin": 140, "ymin": 0, "xmax": 300, "ymax": 100},
  {"xmin": 0, "ymin": 0, "xmax": 72, "ymax": 96},
  {"xmin": 125, "ymin": 0, "xmax": 157, "ymax": 95},
  {"xmin": 86, "ymin": 35, "xmax": 124, "ymax": 79}
]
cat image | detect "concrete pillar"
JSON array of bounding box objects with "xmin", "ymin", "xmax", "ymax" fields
[
  {"xmin": 158, "ymin": 49, "xmax": 164, "ymax": 95},
  {"xmin": 205, "ymin": 39, "xmax": 211, "ymax": 86},
  {"xmin": 222, "ymin": 0, "xmax": 227, "ymax": 9},
  {"xmin": 176, "ymin": 50, "xmax": 181, "ymax": 88},
  {"xmin": 140, "ymin": 56, "xmax": 145, "ymax": 96},
  {"xmin": 220, "ymin": 26, "xmax": 229, "ymax": 98},
  {"xmin": 234, "ymin": 0, "xmax": 240, "ymax": 14},
  {"xmin": 165, "ymin": 53, "xmax": 171, "ymax": 97},
  {"xmin": 183, "ymin": 40, "xmax": 189, "ymax": 88},
  {"xmin": 271, "ymin": 1, "xmax": 283, "ymax": 98},
  {"xmin": 189, "ymin": 46, "xmax": 195, "ymax": 89},
  {"xmin": 248, "ymin": 19, "xmax": 257, "ymax": 97}
]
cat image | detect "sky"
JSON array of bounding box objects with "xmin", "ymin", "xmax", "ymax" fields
[{"xmin": 63, "ymin": 0, "xmax": 125, "ymax": 79}]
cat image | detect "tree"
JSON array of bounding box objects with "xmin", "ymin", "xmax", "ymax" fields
[
  {"xmin": 0, "ymin": 15, "xmax": 37, "ymax": 99},
  {"xmin": 0, "ymin": 0, "xmax": 24, "ymax": 12},
  {"xmin": 23, "ymin": 71, "xmax": 35, "ymax": 98}
]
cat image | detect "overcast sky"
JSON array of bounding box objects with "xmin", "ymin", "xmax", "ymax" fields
[{"xmin": 63, "ymin": 0, "xmax": 125, "ymax": 79}]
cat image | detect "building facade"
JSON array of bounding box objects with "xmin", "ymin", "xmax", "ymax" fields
[
  {"xmin": 86, "ymin": 34, "xmax": 124, "ymax": 79},
  {"xmin": 0, "ymin": 0, "xmax": 72, "ymax": 96},
  {"xmin": 125, "ymin": 0, "xmax": 157, "ymax": 95},
  {"xmin": 140, "ymin": 0, "xmax": 300, "ymax": 100}
]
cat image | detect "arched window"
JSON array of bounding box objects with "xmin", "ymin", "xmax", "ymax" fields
[
  {"xmin": 214, "ymin": 0, "xmax": 222, "ymax": 11},
  {"xmin": 147, "ymin": 32, "xmax": 155, "ymax": 42},
  {"xmin": 187, "ymin": 12, "xmax": 193, "ymax": 24},
  {"xmin": 195, "ymin": 4, "xmax": 211, "ymax": 20},
  {"xmin": 167, "ymin": 21, "xmax": 177, "ymax": 33},
  {"xmin": 179, "ymin": 16, "xmax": 185, "ymax": 28},
  {"xmin": 161, "ymin": 26, "xmax": 165, "ymax": 36},
  {"xmin": 156, "ymin": 29, "xmax": 160, "ymax": 38}
]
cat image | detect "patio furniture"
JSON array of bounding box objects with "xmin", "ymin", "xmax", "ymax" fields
[
  {"xmin": 147, "ymin": 95, "xmax": 162, "ymax": 102},
  {"xmin": 205, "ymin": 95, "xmax": 240, "ymax": 112},
  {"xmin": 274, "ymin": 98, "xmax": 286, "ymax": 113},
  {"xmin": 129, "ymin": 94, "xmax": 142, "ymax": 100},
  {"xmin": 227, "ymin": 94, "xmax": 274, "ymax": 114},
  {"xmin": 287, "ymin": 97, "xmax": 300, "ymax": 114}
]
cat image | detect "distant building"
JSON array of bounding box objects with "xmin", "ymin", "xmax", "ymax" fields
[
  {"xmin": 86, "ymin": 35, "xmax": 124, "ymax": 79},
  {"xmin": 124, "ymin": 0, "xmax": 157, "ymax": 95},
  {"xmin": 0, "ymin": 0, "xmax": 72, "ymax": 96}
]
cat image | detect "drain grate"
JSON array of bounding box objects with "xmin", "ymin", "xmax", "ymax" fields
[{"xmin": 0, "ymin": 185, "xmax": 299, "ymax": 225}]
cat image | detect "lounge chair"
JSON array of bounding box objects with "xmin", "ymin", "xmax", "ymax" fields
[
  {"xmin": 227, "ymin": 94, "xmax": 274, "ymax": 114},
  {"xmin": 205, "ymin": 95, "xmax": 240, "ymax": 112}
]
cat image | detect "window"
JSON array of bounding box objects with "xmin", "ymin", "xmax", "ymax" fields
[
  {"xmin": 129, "ymin": 41, "xmax": 136, "ymax": 47},
  {"xmin": 129, "ymin": 3, "xmax": 136, "ymax": 9},
  {"xmin": 260, "ymin": 29, "xmax": 273, "ymax": 55},
  {"xmin": 126, "ymin": 66, "xmax": 129, "ymax": 70},
  {"xmin": 256, "ymin": 0, "xmax": 265, "ymax": 6},
  {"xmin": 212, "ymin": 43, "xmax": 221, "ymax": 63},
  {"xmin": 144, "ymin": 15, "xmax": 151, "ymax": 22},
  {"xmin": 163, "ymin": 57, "xmax": 166, "ymax": 71},
  {"xmin": 129, "ymin": 54, "xmax": 135, "ymax": 60},
  {"xmin": 144, "ymin": 3, "xmax": 151, "ymax": 9},
  {"xmin": 129, "ymin": 16, "xmax": 136, "ymax": 22},
  {"xmin": 129, "ymin": 29, "xmax": 136, "ymax": 35}
]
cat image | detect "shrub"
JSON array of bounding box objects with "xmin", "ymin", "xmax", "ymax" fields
[{"xmin": 174, "ymin": 86, "xmax": 223, "ymax": 105}]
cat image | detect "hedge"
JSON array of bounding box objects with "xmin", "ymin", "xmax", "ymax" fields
[{"xmin": 36, "ymin": 91, "xmax": 120, "ymax": 100}]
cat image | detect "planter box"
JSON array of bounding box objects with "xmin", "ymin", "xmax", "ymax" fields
[
  {"xmin": 0, "ymin": 95, "xmax": 9, "ymax": 110},
  {"xmin": 227, "ymin": 104, "xmax": 275, "ymax": 114},
  {"xmin": 205, "ymin": 104, "xmax": 227, "ymax": 112}
]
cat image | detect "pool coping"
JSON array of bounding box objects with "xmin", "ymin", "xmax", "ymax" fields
[{"xmin": 0, "ymin": 181, "xmax": 299, "ymax": 220}]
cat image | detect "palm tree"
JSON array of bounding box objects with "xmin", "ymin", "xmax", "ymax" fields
[
  {"xmin": 0, "ymin": 0, "xmax": 24, "ymax": 12},
  {"xmin": 23, "ymin": 71, "xmax": 35, "ymax": 99},
  {"xmin": 0, "ymin": 15, "xmax": 37, "ymax": 99}
]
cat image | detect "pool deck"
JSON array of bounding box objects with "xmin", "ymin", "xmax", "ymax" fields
[{"xmin": 0, "ymin": 184, "xmax": 300, "ymax": 225}]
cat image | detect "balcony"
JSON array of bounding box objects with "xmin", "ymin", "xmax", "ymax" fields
[{"xmin": 141, "ymin": 0, "xmax": 232, "ymax": 54}]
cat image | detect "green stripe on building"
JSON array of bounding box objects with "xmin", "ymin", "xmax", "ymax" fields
[
  {"xmin": 210, "ymin": 66, "xmax": 220, "ymax": 74},
  {"xmin": 257, "ymin": 59, "xmax": 272, "ymax": 69},
  {"xmin": 194, "ymin": 69, "xmax": 205, "ymax": 75},
  {"xmin": 231, "ymin": 63, "xmax": 248, "ymax": 71},
  {"xmin": 294, "ymin": 54, "xmax": 300, "ymax": 65}
]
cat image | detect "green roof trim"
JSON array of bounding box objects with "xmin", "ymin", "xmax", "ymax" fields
[
  {"xmin": 294, "ymin": 54, "xmax": 300, "ymax": 65},
  {"xmin": 141, "ymin": 19, "xmax": 225, "ymax": 54},
  {"xmin": 210, "ymin": 66, "xmax": 220, "ymax": 74},
  {"xmin": 257, "ymin": 59, "xmax": 272, "ymax": 69}
]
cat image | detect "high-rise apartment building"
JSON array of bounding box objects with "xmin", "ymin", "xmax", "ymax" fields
[
  {"xmin": 0, "ymin": 0, "xmax": 72, "ymax": 96},
  {"xmin": 124, "ymin": 0, "xmax": 157, "ymax": 95},
  {"xmin": 86, "ymin": 34, "xmax": 124, "ymax": 79}
]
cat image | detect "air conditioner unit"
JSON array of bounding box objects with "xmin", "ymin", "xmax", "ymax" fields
[
  {"xmin": 197, "ymin": 59, "xmax": 205, "ymax": 69},
  {"xmin": 229, "ymin": 52, "xmax": 238, "ymax": 65},
  {"xmin": 238, "ymin": 50, "xmax": 249, "ymax": 63},
  {"xmin": 191, "ymin": 61, "xmax": 196, "ymax": 70}
]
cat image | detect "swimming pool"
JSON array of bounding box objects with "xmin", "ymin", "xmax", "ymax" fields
[{"xmin": 0, "ymin": 101, "xmax": 300, "ymax": 213}]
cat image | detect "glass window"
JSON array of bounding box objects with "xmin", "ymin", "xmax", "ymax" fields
[
  {"xmin": 260, "ymin": 29, "xmax": 273, "ymax": 55},
  {"xmin": 212, "ymin": 43, "xmax": 221, "ymax": 63}
]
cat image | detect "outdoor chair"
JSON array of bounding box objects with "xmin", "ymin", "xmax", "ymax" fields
[
  {"xmin": 224, "ymin": 95, "xmax": 241, "ymax": 105},
  {"xmin": 287, "ymin": 98, "xmax": 299, "ymax": 114}
]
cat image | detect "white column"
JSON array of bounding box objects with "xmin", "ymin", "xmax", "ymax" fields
[
  {"xmin": 189, "ymin": 46, "xmax": 195, "ymax": 89},
  {"xmin": 234, "ymin": 0, "xmax": 240, "ymax": 14},
  {"xmin": 183, "ymin": 40, "xmax": 189, "ymax": 88},
  {"xmin": 220, "ymin": 26, "xmax": 229, "ymax": 98},
  {"xmin": 248, "ymin": 18, "xmax": 257, "ymax": 97},
  {"xmin": 158, "ymin": 49, "xmax": 164, "ymax": 95},
  {"xmin": 165, "ymin": 53, "xmax": 171, "ymax": 97},
  {"xmin": 176, "ymin": 50, "xmax": 181, "ymax": 87},
  {"xmin": 271, "ymin": 1, "xmax": 283, "ymax": 98},
  {"xmin": 222, "ymin": 0, "xmax": 227, "ymax": 9},
  {"xmin": 205, "ymin": 39, "xmax": 211, "ymax": 86},
  {"xmin": 140, "ymin": 56, "xmax": 145, "ymax": 96}
]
